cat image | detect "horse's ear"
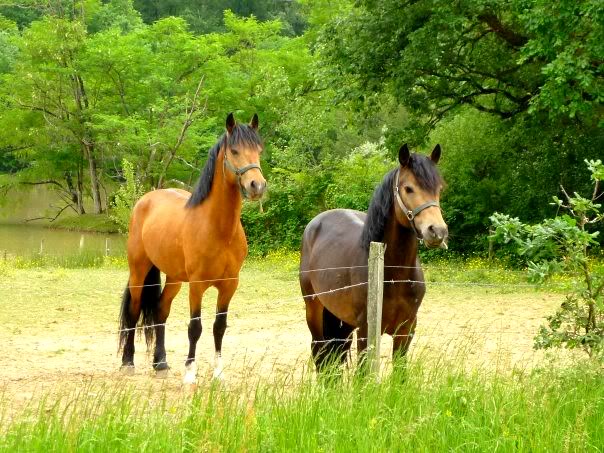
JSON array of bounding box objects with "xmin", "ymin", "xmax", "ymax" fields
[
  {"xmin": 250, "ymin": 113, "xmax": 259, "ymax": 130},
  {"xmin": 398, "ymin": 144, "xmax": 410, "ymax": 167},
  {"xmin": 226, "ymin": 112, "xmax": 236, "ymax": 134},
  {"xmin": 430, "ymin": 144, "xmax": 441, "ymax": 164}
]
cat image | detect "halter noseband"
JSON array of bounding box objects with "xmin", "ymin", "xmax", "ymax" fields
[
  {"xmin": 393, "ymin": 168, "xmax": 440, "ymax": 238},
  {"xmin": 223, "ymin": 150, "xmax": 263, "ymax": 198}
]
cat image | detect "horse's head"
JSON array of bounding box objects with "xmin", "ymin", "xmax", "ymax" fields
[
  {"xmin": 223, "ymin": 112, "xmax": 266, "ymax": 201},
  {"xmin": 393, "ymin": 144, "xmax": 448, "ymax": 249}
]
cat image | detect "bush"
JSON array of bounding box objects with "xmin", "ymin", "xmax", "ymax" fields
[
  {"xmin": 490, "ymin": 159, "xmax": 604, "ymax": 360},
  {"xmin": 109, "ymin": 159, "xmax": 145, "ymax": 234},
  {"xmin": 242, "ymin": 139, "xmax": 394, "ymax": 256}
]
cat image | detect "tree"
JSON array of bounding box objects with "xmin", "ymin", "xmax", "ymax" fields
[
  {"xmin": 316, "ymin": 0, "xmax": 603, "ymax": 131},
  {"xmin": 2, "ymin": 17, "xmax": 103, "ymax": 213},
  {"xmin": 491, "ymin": 159, "xmax": 604, "ymax": 360}
]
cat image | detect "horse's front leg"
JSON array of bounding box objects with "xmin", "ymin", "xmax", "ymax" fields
[
  {"xmin": 212, "ymin": 279, "xmax": 239, "ymax": 380},
  {"xmin": 392, "ymin": 318, "xmax": 416, "ymax": 360},
  {"xmin": 391, "ymin": 318, "xmax": 417, "ymax": 379},
  {"xmin": 183, "ymin": 281, "xmax": 210, "ymax": 385}
]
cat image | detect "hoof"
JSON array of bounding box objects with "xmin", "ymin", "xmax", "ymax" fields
[
  {"xmin": 212, "ymin": 353, "xmax": 224, "ymax": 381},
  {"xmin": 212, "ymin": 367, "xmax": 225, "ymax": 382},
  {"xmin": 120, "ymin": 365, "xmax": 135, "ymax": 376},
  {"xmin": 155, "ymin": 368, "xmax": 170, "ymax": 379},
  {"xmin": 183, "ymin": 362, "xmax": 197, "ymax": 385}
]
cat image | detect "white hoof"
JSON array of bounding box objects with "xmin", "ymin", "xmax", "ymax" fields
[
  {"xmin": 212, "ymin": 353, "xmax": 224, "ymax": 381},
  {"xmin": 183, "ymin": 362, "xmax": 197, "ymax": 385},
  {"xmin": 212, "ymin": 367, "xmax": 225, "ymax": 381}
]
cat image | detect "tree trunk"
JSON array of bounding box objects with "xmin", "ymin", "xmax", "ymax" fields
[
  {"xmin": 65, "ymin": 171, "xmax": 85, "ymax": 215},
  {"xmin": 77, "ymin": 157, "xmax": 85, "ymax": 214},
  {"xmin": 84, "ymin": 143, "xmax": 103, "ymax": 214}
]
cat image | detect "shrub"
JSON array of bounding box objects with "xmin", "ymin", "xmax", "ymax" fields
[
  {"xmin": 109, "ymin": 159, "xmax": 145, "ymax": 234},
  {"xmin": 490, "ymin": 159, "xmax": 604, "ymax": 360}
]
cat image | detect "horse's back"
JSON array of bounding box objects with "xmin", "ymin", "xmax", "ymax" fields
[
  {"xmin": 301, "ymin": 209, "xmax": 367, "ymax": 284},
  {"xmin": 302, "ymin": 209, "xmax": 366, "ymax": 264}
]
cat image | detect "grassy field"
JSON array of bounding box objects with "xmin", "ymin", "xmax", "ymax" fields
[
  {"xmin": 0, "ymin": 254, "xmax": 602, "ymax": 451},
  {"xmin": 1, "ymin": 360, "xmax": 602, "ymax": 452}
]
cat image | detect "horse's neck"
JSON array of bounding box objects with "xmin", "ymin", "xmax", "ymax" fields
[
  {"xmin": 193, "ymin": 149, "xmax": 242, "ymax": 239},
  {"xmin": 382, "ymin": 210, "xmax": 419, "ymax": 271}
]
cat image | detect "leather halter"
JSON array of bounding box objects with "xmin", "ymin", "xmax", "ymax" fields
[
  {"xmin": 223, "ymin": 149, "xmax": 263, "ymax": 198},
  {"xmin": 392, "ymin": 168, "xmax": 440, "ymax": 238}
]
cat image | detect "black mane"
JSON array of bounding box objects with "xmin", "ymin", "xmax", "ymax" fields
[
  {"xmin": 186, "ymin": 124, "xmax": 263, "ymax": 207},
  {"xmin": 360, "ymin": 154, "xmax": 443, "ymax": 249}
]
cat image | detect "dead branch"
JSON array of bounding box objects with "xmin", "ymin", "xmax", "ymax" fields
[{"xmin": 156, "ymin": 76, "xmax": 207, "ymax": 189}]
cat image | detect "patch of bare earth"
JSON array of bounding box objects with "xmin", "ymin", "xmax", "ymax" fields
[{"xmin": 0, "ymin": 267, "xmax": 567, "ymax": 418}]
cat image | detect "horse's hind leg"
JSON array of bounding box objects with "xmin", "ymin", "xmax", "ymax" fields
[
  {"xmin": 304, "ymin": 296, "xmax": 328, "ymax": 371},
  {"xmin": 120, "ymin": 261, "xmax": 153, "ymax": 371},
  {"xmin": 323, "ymin": 307, "xmax": 354, "ymax": 367},
  {"xmin": 211, "ymin": 279, "xmax": 238, "ymax": 380},
  {"xmin": 153, "ymin": 277, "xmax": 182, "ymax": 375}
]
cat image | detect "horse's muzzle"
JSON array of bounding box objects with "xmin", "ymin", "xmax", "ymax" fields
[
  {"xmin": 423, "ymin": 224, "xmax": 448, "ymax": 249},
  {"xmin": 243, "ymin": 179, "xmax": 266, "ymax": 201}
]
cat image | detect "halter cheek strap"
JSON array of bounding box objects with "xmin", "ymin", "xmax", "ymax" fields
[
  {"xmin": 393, "ymin": 169, "xmax": 440, "ymax": 238},
  {"xmin": 223, "ymin": 152, "xmax": 263, "ymax": 198}
]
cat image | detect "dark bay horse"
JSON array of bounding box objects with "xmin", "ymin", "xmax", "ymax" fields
[
  {"xmin": 299, "ymin": 144, "xmax": 447, "ymax": 370},
  {"xmin": 119, "ymin": 113, "xmax": 266, "ymax": 383}
]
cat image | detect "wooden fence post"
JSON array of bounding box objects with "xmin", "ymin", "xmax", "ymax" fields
[
  {"xmin": 488, "ymin": 227, "xmax": 494, "ymax": 261},
  {"xmin": 367, "ymin": 241, "xmax": 385, "ymax": 377}
]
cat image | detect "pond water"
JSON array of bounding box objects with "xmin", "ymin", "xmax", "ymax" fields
[{"xmin": 0, "ymin": 224, "xmax": 127, "ymax": 258}]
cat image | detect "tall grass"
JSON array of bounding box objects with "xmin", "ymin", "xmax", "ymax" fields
[{"xmin": 2, "ymin": 359, "xmax": 602, "ymax": 452}]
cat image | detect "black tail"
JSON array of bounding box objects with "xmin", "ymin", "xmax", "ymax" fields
[
  {"xmin": 118, "ymin": 266, "xmax": 162, "ymax": 352},
  {"xmin": 321, "ymin": 307, "xmax": 355, "ymax": 365}
]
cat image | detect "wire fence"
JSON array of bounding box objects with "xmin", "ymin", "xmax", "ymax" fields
[
  {"xmin": 106, "ymin": 264, "xmax": 565, "ymax": 339},
  {"xmin": 1, "ymin": 261, "xmax": 573, "ymax": 368}
]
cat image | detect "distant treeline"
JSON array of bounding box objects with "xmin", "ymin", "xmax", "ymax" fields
[{"xmin": 0, "ymin": 0, "xmax": 601, "ymax": 254}]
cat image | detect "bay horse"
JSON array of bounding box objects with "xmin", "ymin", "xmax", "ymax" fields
[
  {"xmin": 119, "ymin": 113, "xmax": 266, "ymax": 383},
  {"xmin": 299, "ymin": 144, "xmax": 447, "ymax": 371}
]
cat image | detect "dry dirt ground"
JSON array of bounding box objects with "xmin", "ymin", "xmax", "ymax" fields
[{"xmin": 0, "ymin": 265, "xmax": 566, "ymax": 416}]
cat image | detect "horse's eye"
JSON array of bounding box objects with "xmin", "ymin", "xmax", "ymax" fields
[
  {"xmin": 404, "ymin": 186, "xmax": 414, "ymax": 194},
  {"xmin": 231, "ymin": 148, "xmax": 239, "ymax": 156}
]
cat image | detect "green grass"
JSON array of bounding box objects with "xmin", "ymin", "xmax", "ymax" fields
[
  {"xmin": 1, "ymin": 253, "xmax": 601, "ymax": 451},
  {"xmin": 1, "ymin": 360, "xmax": 602, "ymax": 452},
  {"xmin": 50, "ymin": 214, "xmax": 120, "ymax": 234},
  {"xmin": 1, "ymin": 251, "xmax": 127, "ymax": 269}
]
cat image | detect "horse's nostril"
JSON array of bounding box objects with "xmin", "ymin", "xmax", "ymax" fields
[
  {"xmin": 250, "ymin": 180, "xmax": 257, "ymax": 190},
  {"xmin": 428, "ymin": 225, "xmax": 444, "ymax": 240}
]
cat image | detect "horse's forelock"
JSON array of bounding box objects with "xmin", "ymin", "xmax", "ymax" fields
[
  {"xmin": 407, "ymin": 154, "xmax": 443, "ymax": 193},
  {"xmin": 226, "ymin": 123, "xmax": 263, "ymax": 149}
]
